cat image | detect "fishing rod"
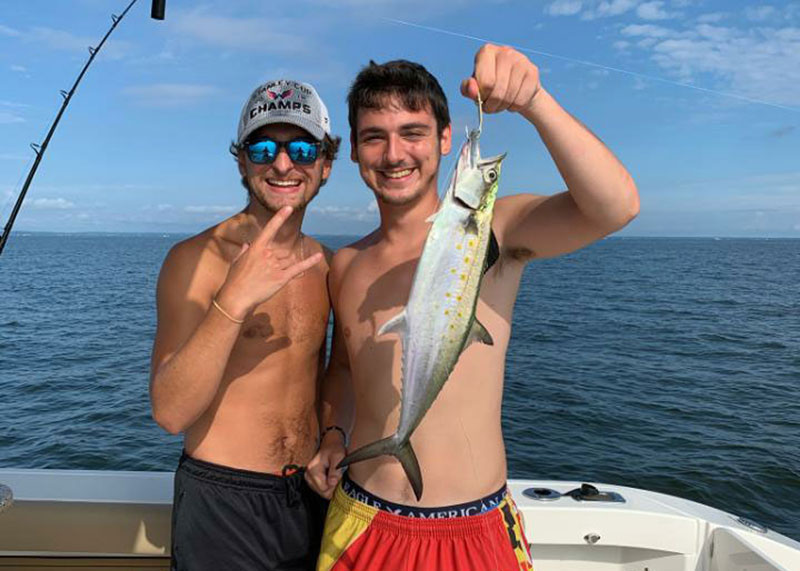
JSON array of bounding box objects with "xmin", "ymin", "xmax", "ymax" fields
[{"xmin": 0, "ymin": 0, "xmax": 167, "ymax": 258}]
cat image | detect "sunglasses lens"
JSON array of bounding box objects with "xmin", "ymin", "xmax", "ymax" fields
[
  {"xmin": 287, "ymin": 140, "xmax": 319, "ymax": 164},
  {"xmin": 247, "ymin": 140, "xmax": 278, "ymax": 164}
]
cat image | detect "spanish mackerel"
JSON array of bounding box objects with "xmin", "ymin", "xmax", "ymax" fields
[{"xmin": 338, "ymin": 108, "xmax": 506, "ymax": 500}]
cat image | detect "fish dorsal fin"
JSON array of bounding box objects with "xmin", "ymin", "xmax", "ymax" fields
[
  {"xmin": 377, "ymin": 311, "xmax": 407, "ymax": 337},
  {"xmin": 467, "ymin": 318, "xmax": 494, "ymax": 347}
]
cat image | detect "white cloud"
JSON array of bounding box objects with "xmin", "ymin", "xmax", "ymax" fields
[
  {"xmin": 28, "ymin": 26, "xmax": 91, "ymax": 52},
  {"xmin": 0, "ymin": 23, "xmax": 20, "ymax": 37},
  {"xmin": 0, "ymin": 100, "xmax": 29, "ymax": 108},
  {"xmin": 309, "ymin": 203, "xmax": 379, "ymax": 222},
  {"xmin": 0, "ymin": 25, "xmax": 132, "ymax": 59},
  {"xmin": 545, "ymin": 0, "xmax": 583, "ymax": 16},
  {"xmin": 621, "ymin": 24, "xmax": 675, "ymax": 38},
  {"xmin": 617, "ymin": 18, "xmax": 800, "ymax": 106},
  {"xmin": 697, "ymin": 12, "xmax": 728, "ymax": 24},
  {"xmin": 0, "ymin": 101, "xmax": 28, "ymax": 123},
  {"xmin": 694, "ymin": 24, "xmax": 734, "ymax": 42},
  {"xmin": 588, "ymin": 0, "xmax": 640, "ymax": 19},
  {"xmin": 0, "ymin": 111, "xmax": 24, "ymax": 124},
  {"xmin": 637, "ymin": 1, "xmax": 672, "ymax": 20},
  {"xmin": 745, "ymin": 6, "xmax": 777, "ymax": 22},
  {"xmin": 651, "ymin": 171, "xmax": 800, "ymax": 212},
  {"xmin": 184, "ymin": 205, "xmax": 237, "ymax": 214},
  {"xmin": 123, "ymin": 84, "xmax": 221, "ymax": 107},
  {"xmin": 170, "ymin": 9, "xmax": 313, "ymax": 52},
  {"xmin": 545, "ymin": 0, "xmax": 642, "ymax": 20},
  {"xmin": 10, "ymin": 64, "xmax": 26, "ymax": 72},
  {"xmin": 29, "ymin": 198, "xmax": 75, "ymax": 210},
  {"xmin": 545, "ymin": 0, "xmax": 800, "ymax": 111}
]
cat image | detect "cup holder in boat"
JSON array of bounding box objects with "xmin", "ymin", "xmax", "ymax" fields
[
  {"xmin": 0, "ymin": 484, "xmax": 12, "ymax": 513},
  {"xmin": 521, "ymin": 484, "xmax": 626, "ymax": 503},
  {"xmin": 522, "ymin": 487, "xmax": 562, "ymax": 501},
  {"xmin": 565, "ymin": 483, "xmax": 626, "ymax": 503}
]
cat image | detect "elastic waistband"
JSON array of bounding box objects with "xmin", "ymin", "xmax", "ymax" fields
[
  {"xmin": 340, "ymin": 473, "xmax": 507, "ymax": 519},
  {"xmin": 332, "ymin": 484, "xmax": 512, "ymax": 537},
  {"xmin": 178, "ymin": 452, "xmax": 304, "ymax": 492}
]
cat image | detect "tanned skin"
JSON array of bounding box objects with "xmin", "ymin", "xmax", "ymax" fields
[
  {"xmin": 306, "ymin": 45, "xmax": 639, "ymax": 505},
  {"xmin": 150, "ymin": 123, "xmax": 331, "ymax": 473}
]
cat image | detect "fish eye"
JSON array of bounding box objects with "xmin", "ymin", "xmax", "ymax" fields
[{"xmin": 483, "ymin": 168, "xmax": 498, "ymax": 183}]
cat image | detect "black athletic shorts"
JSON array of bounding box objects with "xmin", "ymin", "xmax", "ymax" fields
[{"xmin": 171, "ymin": 453, "xmax": 328, "ymax": 571}]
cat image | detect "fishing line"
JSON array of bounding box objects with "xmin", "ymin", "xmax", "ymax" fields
[{"xmin": 382, "ymin": 17, "xmax": 800, "ymax": 114}]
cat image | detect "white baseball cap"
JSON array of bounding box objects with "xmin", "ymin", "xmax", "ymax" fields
[{"xmin": 237, "ymin": 79, "xmax": 331, "ymax": 145}]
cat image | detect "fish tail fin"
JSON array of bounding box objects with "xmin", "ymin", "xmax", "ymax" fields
[
  {"xmin": 396, "ymin": 441, "xmax": 423, "ymax": 500},
  {"xmin": 337, "ymin": 435, "xmax": 398, "ymax": 469},
  {"xmin": 337, "ymin": 436, "xmax": 424, "ymax": 500}
]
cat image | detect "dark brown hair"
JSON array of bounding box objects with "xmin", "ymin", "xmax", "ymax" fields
[{"xmin": 347, "ymin": 60, "xmax": 450, "ymax": 137}]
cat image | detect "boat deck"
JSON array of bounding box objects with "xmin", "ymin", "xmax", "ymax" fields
[{"xmin": 1, "ymin": 470, "xmax": 797, "ymax": 570}]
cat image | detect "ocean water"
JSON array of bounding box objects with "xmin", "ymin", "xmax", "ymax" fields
[{"xmin": 0, "ymin": 234, "xmax": 798, "ymax": 539}]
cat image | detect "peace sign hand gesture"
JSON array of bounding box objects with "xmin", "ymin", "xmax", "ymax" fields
[{"xmin": 216, "ymin": 206, "xmax": 323, "ymax": 321}]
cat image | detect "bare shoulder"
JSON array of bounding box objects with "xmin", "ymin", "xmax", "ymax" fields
[
  {"xmin": 328, "ymin": 230, "xmax": 380, "ymax": 298},
  {"xmin": 157, "ymin": 218, "xmax": 241, "ymax": 299},
  {"xmin": 331, "ymin": 230, "xmax": 380, "ymax": 276},
  {"xmin": 303, "ymin": 236, "xmax": 334, "ymax": 269}
]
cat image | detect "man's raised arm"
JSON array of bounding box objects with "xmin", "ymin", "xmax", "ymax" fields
[{"xmin": 461, "ymin": 44, "xmax": 640, "ymax": 260}]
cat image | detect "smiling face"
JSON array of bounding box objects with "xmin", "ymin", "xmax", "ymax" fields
[
  {"xmin": 351, "ymin": 96, "xmax": 452, "ymax": 207},
  {"xmin": 237, "ymin": 123, "xmax": 332, "ymax": 213}
]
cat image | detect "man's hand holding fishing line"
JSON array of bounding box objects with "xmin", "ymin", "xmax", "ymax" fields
[
  {"xmin": 215, "ymin": 205, "xmax": 324, "ymax": 322},
  {"xmin": 460, "ymin": 43, "xmax": 543, "ymax": 116},
  {"xmin": 464, "ymin": 43, "xmax": 639, "ymax": 260}
]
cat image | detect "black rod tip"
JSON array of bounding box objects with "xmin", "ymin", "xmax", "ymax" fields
[{"xmin": 151, "ymin": 0, "xmax": 166, "ymax": 20}]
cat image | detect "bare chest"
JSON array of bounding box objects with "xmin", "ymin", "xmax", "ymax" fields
[
  {"xmin": 337, "ymin": 254, "xmax": 524, "ymax": 368},
  {"xmin": 237, "ymin": 271, "xmax": 330, "ymax": 352},
  {"xmin": 337, "ymin": 255, "xmax": 417, "ymax": 351}
]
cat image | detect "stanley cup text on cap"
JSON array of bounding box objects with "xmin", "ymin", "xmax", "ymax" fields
[{"xmin": 237, "ymin": 80, "xmax": 331, "ymax": 145}]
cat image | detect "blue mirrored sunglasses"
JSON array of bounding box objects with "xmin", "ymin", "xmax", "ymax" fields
[{"xmin": 245, "ymin": 137, "xmax": 322, "ymax": 165}]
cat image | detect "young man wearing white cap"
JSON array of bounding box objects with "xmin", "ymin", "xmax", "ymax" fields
[{"xmin": 150, "ymin": 79, "xmax": 341, "ymax": 570}]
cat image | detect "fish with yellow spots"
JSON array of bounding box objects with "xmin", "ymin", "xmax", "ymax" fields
[{"xmin": 337, "ymin": 113, "xmax": 506, "ymax": 500}]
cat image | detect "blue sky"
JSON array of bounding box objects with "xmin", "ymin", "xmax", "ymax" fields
[{"xmin": 1, "ymin": 0, "xmax": 798, "ymax": 237}]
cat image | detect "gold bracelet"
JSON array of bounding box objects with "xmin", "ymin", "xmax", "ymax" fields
[{"xmin": 212, "ymin": 297, "xmax": 244, "ymax": 324}]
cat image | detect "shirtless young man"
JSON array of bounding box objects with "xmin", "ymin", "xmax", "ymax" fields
[
  {"xmin": 306, "ymin": 46, "xmax": 639, "ymax": 570},
  {"xmin": 150, "ymin": 79, "xmax": 341, "ymax": 571}
]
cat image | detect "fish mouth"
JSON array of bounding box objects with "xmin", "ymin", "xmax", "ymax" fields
[{"xmin": 478, "ymin": 152, "xmax": 507, "ymax": 166}]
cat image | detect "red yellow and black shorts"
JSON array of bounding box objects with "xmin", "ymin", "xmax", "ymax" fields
[{"xmin": 317, "ymin": 474, "xmax": 533, "ymax": 571}]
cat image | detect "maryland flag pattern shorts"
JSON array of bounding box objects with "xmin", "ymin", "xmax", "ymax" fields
[{"xmin": 317, "ymin": 475, "xmax": 533, "ymax": 571}]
